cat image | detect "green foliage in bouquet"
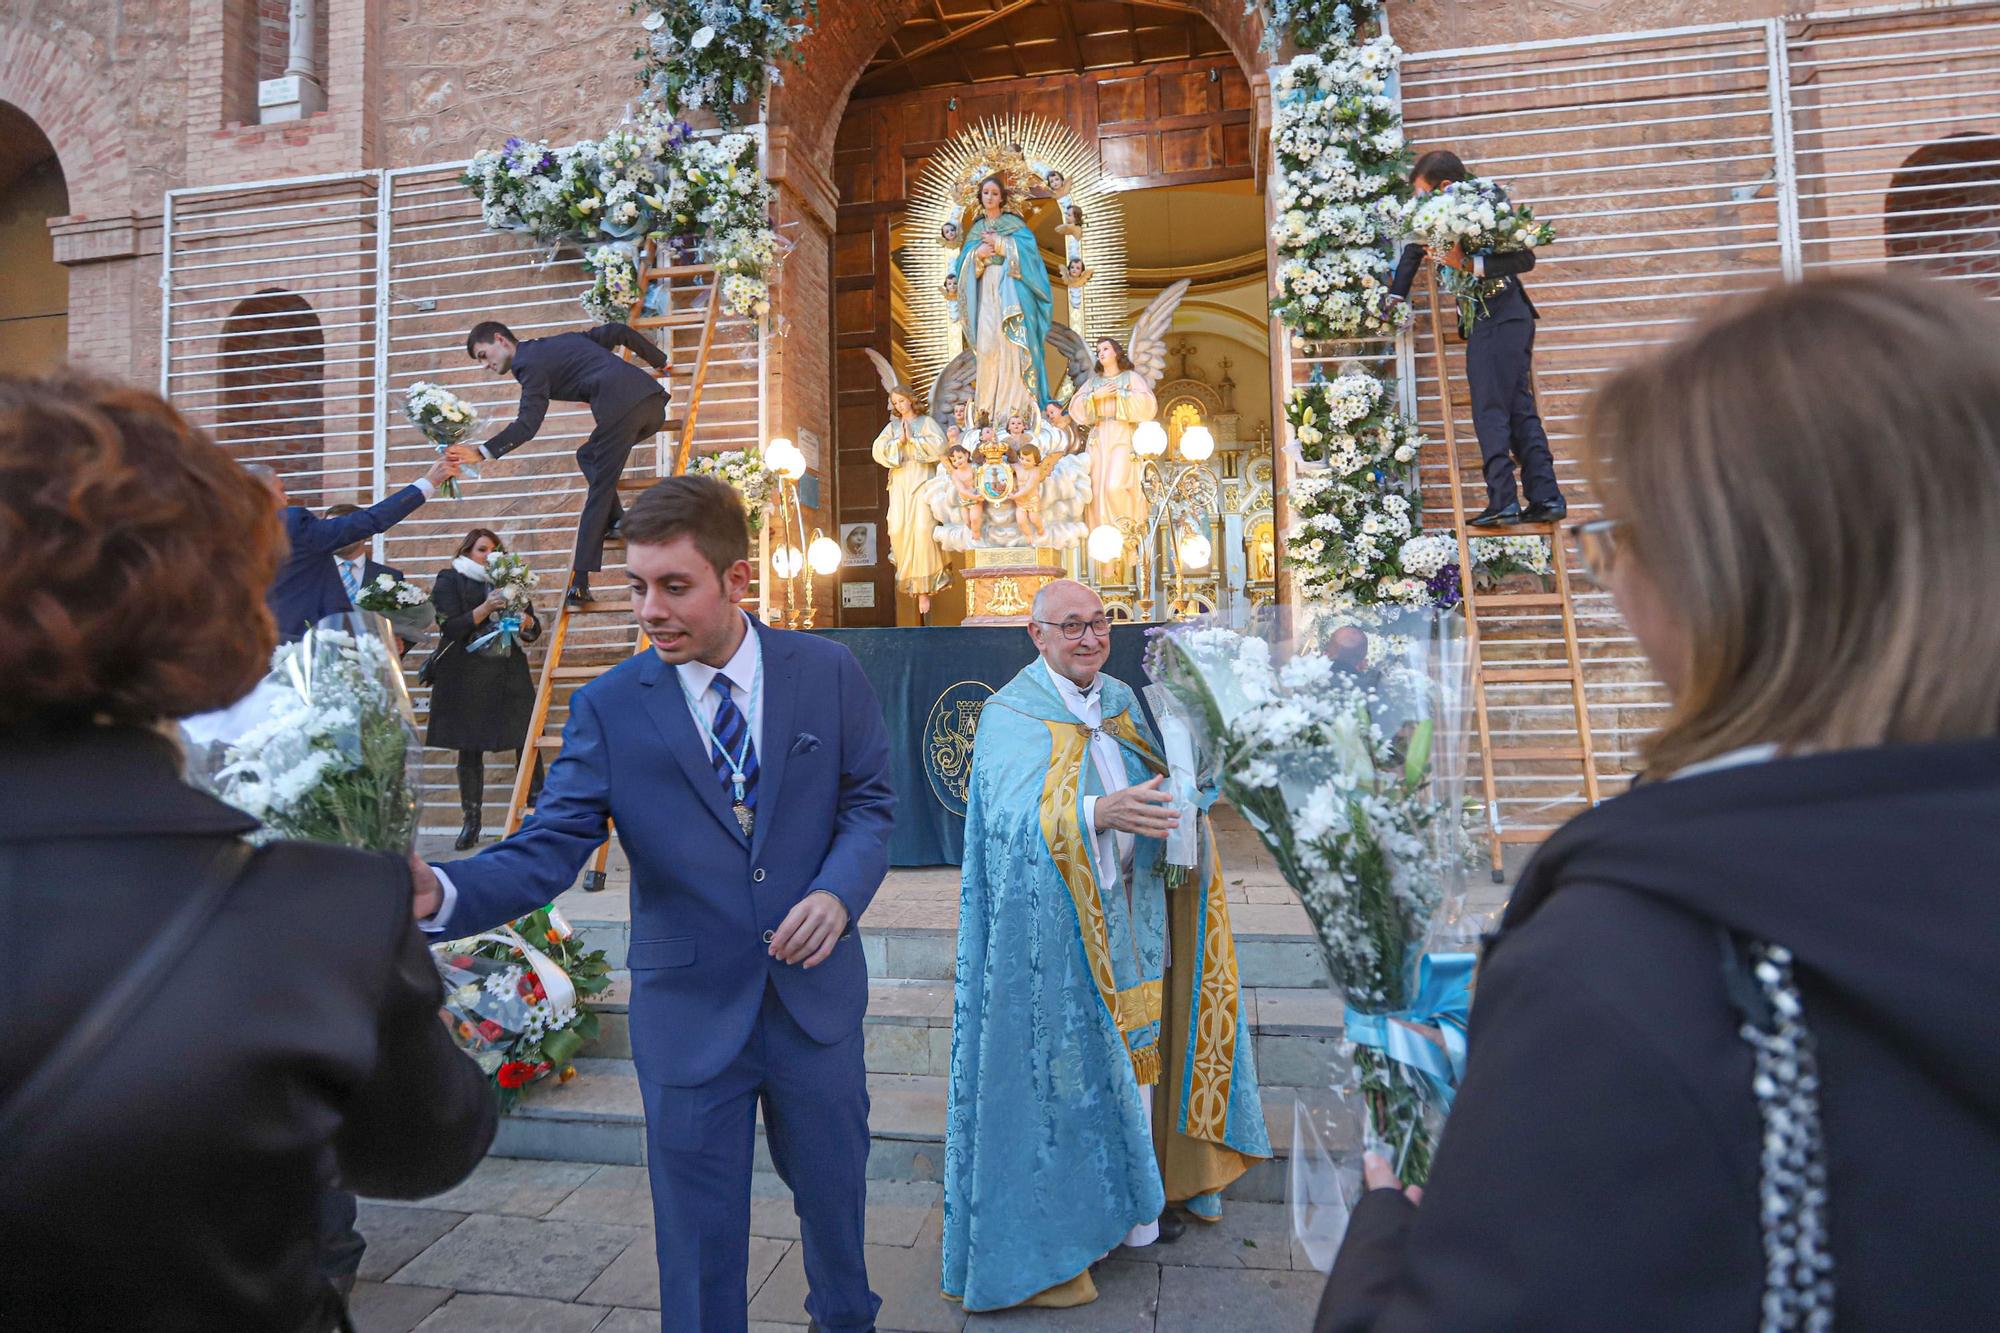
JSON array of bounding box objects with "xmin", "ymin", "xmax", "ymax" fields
[
  {"xmin": 630, "ymin": 0, "xmax": 817, "ymax": 129},
  {"xmin": 437, "ymin": 907, "xmax": 613, "ymax": 1110}
]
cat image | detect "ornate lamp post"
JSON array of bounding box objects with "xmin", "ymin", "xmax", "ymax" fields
[
  {"xmin": 1090, "ymin": 421, "xmax": 1219, "ymax": 621},
  {"xmin": 763, "ymin": 437, "xmax": 839, "ymax": 629}
]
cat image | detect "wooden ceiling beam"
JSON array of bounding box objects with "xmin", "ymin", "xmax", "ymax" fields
[{"xmin": 863, "ymin": 0, "xmax": 1040, "ymax": 81}]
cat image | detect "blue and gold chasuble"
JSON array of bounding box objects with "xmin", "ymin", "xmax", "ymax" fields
[{"xmin": 941, "ymin": 664, "xmax": 1270, "ymax": 1312}]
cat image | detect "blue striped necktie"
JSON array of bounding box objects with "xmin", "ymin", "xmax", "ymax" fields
[
  {"xmin": 340, "ymin": 560, "xmax": 362, "ymax": 602},
  {"xmin": 710, "ymin": 676, "xmax": 758, "ymax": 830}
]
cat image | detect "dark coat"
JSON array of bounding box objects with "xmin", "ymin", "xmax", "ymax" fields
[
  {"xmin": 1316, "ymin": 738, "xmax": 2000, "ymax": 1332},
  {"xmin": 483, "ymin": 324, "xmax": 669, "ymax": 459},
  {"xmin": 1, "ymin": 725, "xmax": 496, "ymax": 1333},
  {"xmin": 266, "ymin": 487, "xmax": 429, "ymax": 641},
  {"xmin": 1389, "ymin": 241, "xmax": 1539, "ymax": 326},
  {"xmin": 424, "ymin": 566, "xmax": 541, "ymax": 753}
]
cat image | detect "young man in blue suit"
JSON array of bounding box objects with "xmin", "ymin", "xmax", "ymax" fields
[
  {"xmin": 411, "ymin": 474, "xmax": 896, "ymax": 1333},
  {"xmin": 255, "ymin": 457, "xmax": 461, "ymax": 641}
]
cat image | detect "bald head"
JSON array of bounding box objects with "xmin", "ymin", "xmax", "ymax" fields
[{"xmin": 1028, "ymin": 579, "xmax": 1110, "ymax": 688}]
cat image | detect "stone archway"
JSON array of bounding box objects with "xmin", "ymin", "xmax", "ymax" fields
[
  {"xmin": 1886, "ymin": 133, "xmax": 2000, "ymax": 297},
  {"xmin": 0, "ymin": 27, "xmax": 131, "ymax": 222}
]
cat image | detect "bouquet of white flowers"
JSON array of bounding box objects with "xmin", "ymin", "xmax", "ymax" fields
[
  {"xmin": 353, "ymin": 572, "xmax": 437, "ymax": 647},
  {"xmin": 582, "ymin": 243, "xmax": 643, "ymax": 323},
  {"xmin": 184, "ymin": 615, "xmax": 424, "ymax": 854},
  {"xmin": 470, "ymin": 551, "xmax": 540, "ymax": 656},
  {"xmin": 686, "ymin": 448, "xmax": 773, "ymax": 531},
  {"xmin": 1147, "ymin": 606, "xmax": 1474, "ymax": 1215},
  {"xmin": 1399, "ymin": 176, "xmax": 1556, "ymax": 328},
  {"xmin": 403, "ymin": 382, "xmax": 480, "ymax": 498}
]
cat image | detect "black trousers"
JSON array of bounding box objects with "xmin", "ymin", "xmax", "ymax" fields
[
  {"xmin": 1464, "ymin": 306, "xmax": 1563, "ymax": 511},
  {"xmin": 456, "ymin": 748, "xmax": 544, "ymax": 811},
  {"xmin": 573, "ymin": 393, "xmax": 667, "ymax": 576}
]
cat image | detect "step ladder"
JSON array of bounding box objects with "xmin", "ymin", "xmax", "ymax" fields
[
  {"xmin": 1421, "ymin": 270, "xmax": 1601, "ymax": 881},
  {"xmin": 501, "ymin": 244, "xmax": 728, "ymax": 888}
]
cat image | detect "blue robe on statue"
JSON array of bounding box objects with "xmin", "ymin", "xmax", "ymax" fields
[
  {"xmin": 942, "ymin": 662, "xmax": 1270, "ymax": 1312},
  {"xmin": 955, "ymin": 210, "xmax": 1055, "ymax": 413}
]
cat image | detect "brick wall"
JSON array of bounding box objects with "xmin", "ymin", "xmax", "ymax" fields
[{"xmin": 1885, "ymin": 134, "xmax": 2000, "ymax": 295}]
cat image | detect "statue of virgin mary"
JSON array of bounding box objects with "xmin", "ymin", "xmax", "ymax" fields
[{"xmin": 954, "ymin": 174, "xmax": 1054, "ymax": 431}]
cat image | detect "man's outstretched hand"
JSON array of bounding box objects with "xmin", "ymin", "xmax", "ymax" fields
[
  {"xmin": 409, "ymin": 851, "xmax": 444, "ymax": 921},
  {"xmin": 770, "ymin": 890, "xmax": 849, "ymax": 969},
  {"xmin": 444, "ymin": 443, "xmax": 485, "ymax": 466},
  {"xmin": 422, "ymin": 456, "xmax": 464, "ymax": 490},
  {"xmin": 1095, "ymin": 775, "xmax": 1181, "ymax": 838}
]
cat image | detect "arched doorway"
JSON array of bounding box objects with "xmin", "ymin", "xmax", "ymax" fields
[
  {"xmin": 217, "ymin": 290, "xmax": 326, "ymax": 493},
  {"xmin": 0, "ymin": 102, "xmax": 68, "ymax": 373},
  {"xmin": 807, "ymin": 0, "xmax": 1272, "ymax": 625},
  {"xmin": 1885, "ymin": 133, "xmax": 2000, "ymax": 296}
]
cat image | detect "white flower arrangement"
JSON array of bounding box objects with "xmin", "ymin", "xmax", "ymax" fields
[
  {"xmin": 1396, "ymin": 175, "xmax": 1556, "ymax": 327},
  {"xmin": 633, "ymin": 0, "xmax": 815, "ymax": 129},
  {"xmin": 582, "ymin": 244, "xmax": 643, "ymax": 323},
  {"xmin": 1396, "ymin": 533, "xmax": 1457, "ymax": 581},
  {"xmin": 403, "ymin": 382, "xmax": 481, "ymax": 498},
  {"xmin": 686, "ymin": 448, "xmax": 774, "ymax": 531},
  {"xmin": 1268, "ymin": 37, "xmax": 1411, "ymax": 343}
]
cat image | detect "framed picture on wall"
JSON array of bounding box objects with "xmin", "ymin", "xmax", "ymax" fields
[{"xmin": 840, "ymin": 522, "xmax": 878, "ymax": 567}]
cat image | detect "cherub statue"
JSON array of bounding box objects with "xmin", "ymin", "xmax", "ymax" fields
[
  {"xmin": 1056, "ymin": 204, "xmax": 1085, "ymax": 240},
  {"xmin": 1012, "ymin": 442, "xmax": 1047, "ymax": 543},
  {"xmin": 1062, "ymin": 257, "xmax": 1094, "ymax": 289},
  {"xmin": 941, "ymin": 443, "xmax": 984, "ymax": 542},
  {"xmin": 939, "ymin": 219, "xmax": 962, "ymax": 248}
]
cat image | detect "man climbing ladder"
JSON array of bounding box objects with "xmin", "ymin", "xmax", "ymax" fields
[{"xmin": 459, "ymin": 319, "xmax": 670, "ymax": 605}]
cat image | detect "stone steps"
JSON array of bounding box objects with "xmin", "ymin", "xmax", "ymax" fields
[{"xmin": 491, "ymin": 1059, "xmax": 1353, "ymax": 1206}]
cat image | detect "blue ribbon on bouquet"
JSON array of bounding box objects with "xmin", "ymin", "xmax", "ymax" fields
[
  {"xmin": 1342, "ymin": 952, "xmax": 1474, "ymax": 1111},
  {"xmin": 468, "ymin": 611, "xmax": 523, "ymax": 655}
]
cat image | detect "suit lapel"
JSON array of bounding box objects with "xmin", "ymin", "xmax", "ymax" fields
[
  {"xmin": 638, "ymin": 652, "xmax": 749, "ymax": 845},
  {"xmin": 749, "ymin": 620, "xmax": 797, "ymax": 863}
]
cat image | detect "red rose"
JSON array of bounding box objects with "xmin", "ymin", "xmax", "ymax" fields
[
  {"xmin": 496, "ymin": 1061, "xmax": 537, "ymax": 1089},
  {"xmin": 517, "ymin": 975, "xmax": 538, "ymax": 1000},
  {"xmin": 477, "ymin": 1019, "xmax": 504, "ymax": 1043}
]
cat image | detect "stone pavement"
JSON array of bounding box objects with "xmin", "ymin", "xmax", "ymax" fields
[{"xmin": 353, "ymin": 1157, "xmax": 1328, "ymax": 1332}]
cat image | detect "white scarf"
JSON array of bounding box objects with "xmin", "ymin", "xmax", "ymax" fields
[{"xmin": 452, "ymin": 555, "xmax": 491, "ymax": 583}]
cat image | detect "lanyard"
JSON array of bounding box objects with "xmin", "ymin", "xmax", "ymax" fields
[{"xmin": 680, "ymin": 655, "xmax": 760, "ymax": 803}]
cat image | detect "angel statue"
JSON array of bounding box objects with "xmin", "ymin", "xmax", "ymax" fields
[
  {"xmin": 863, "ymin": 350, "xmax": 952, "ymax": 615},
  {"xmin": 1050, "ymin": 279, "xmax": 1192, "ymax": 540},
  {"xmin": 915, "ymin": 355, "xmax": 1091, "ymax": 552},
  {"xmin": 954, "ymin": 174, "xmax": 1054, "ymax": 432}
]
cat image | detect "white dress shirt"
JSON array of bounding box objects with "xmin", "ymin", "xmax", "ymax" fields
[
  {"xmin": 1044, "ymin": 659, "xmax": 1133, "ymax": 881},
  {"xmin": 424, "ymin": 612, "xmax": 762, "ymax": 935}
]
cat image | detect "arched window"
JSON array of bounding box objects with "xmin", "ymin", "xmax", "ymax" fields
[
  {"xmin": 217, "ymin": 290, "xmax": 325, "ymax": 492},
  {"xmin": 1885, "ymin": 133, "xmax": 2000, "ymax": 297}
]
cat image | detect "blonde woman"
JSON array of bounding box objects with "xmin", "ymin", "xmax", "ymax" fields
[{"xmin": 1317, "ymin": 277, "xmax": 2000, "ymax": 1332}]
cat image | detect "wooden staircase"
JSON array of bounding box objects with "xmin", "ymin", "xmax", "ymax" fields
[
  {"xmin": 1422, "ymin": 271, "xmax": 1602, "ymax": 880},
  {"xmin": 501, "ymin": 242, "xmax": 747, "ymax": 885}
]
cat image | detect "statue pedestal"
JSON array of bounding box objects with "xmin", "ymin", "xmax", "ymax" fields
[{"xmin": 959, "ymin": 546, "xmax": 1065, "ymax": 625}]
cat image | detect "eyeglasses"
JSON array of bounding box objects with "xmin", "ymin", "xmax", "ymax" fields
[
  {"xmin": 1035, "ymin": 617, "xmax": 1111, "ymax": 641},
  {"xmin": 1572, "ymin": 518, "xmax": 1623, "ymax": 588}
]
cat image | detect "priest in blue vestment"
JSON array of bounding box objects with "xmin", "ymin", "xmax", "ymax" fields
[{"xmin": 942, "ymin": 580, "xmax": 1271, "ymax": 1313}]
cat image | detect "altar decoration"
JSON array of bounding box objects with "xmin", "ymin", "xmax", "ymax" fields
[
  {"xmin": 1269, "ymin": 37, "xmax": 1410, "ymax": 344},
  {"xmin": 434, "ymin": 905, "xmax": 612, "ymax": 1108},
  {"xmin": 1257, "ymin": 0, "xmax": 1386, "ymax": 52},
  {"xmin": 353, "ymin": 572, "xmax": 438, "ymax": 647},
  {"xmin": 631, "ymin": 0, "xmax": 817, "ymax": 129},
  {"xmin": 1398, "ymin": 176, "xmax": 1557, "ymax": 327},
  {"xmin": 687, "ymin": 448, "xmax": 774, "ymax": 531},
  {"xmin": 183, "ymin": 616, "xmax": 423, "ymax": 855},
  {"xmin": 402, "ymin": 382, "xmax": 480, "ymax": 498},
  {"xmin": 1148, "ymin": 609, "xmax": 1470, "ymax": 1189},
  {"xmin": 459, "ymin": 111, "xmax": 780, "ymax": 326}
]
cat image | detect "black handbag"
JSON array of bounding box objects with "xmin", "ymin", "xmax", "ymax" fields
[{"xmin": 416, "ymin": 636, "xmax": 457, "ymax": 687}]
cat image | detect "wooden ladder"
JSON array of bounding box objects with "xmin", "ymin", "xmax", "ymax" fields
[
  {"xmin": 1421, "ymin": 270, "xmax": 1601, "ymax": 882},
  {"xmin": 500, "ymin": 247, "xmax": 727, "ymax": 888}
]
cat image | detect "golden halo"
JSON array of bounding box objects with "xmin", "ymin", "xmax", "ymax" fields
[{"xmin": 907, "ymin": 115, "xmax": 1128, "ymax": 404}]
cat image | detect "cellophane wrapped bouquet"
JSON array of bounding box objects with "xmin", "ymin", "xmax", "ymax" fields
[
  {"xmin": 353, "ymin": 571, "xmax": 437, "ymax": 648},
  {"xmin": 1399, "ymin": 176, "xmax": 1555, "ymax": 328},
  {"xmin": 183, "ymin": 614, "xmax": 424, "ymax": 853},
  {"xmin": 1146, "ymin": 605, "xmax": 1479, "ymax": 1255},
  {"xmin": 469, "ymin": 551, "xmax": 539, "ymax": 656},
  {"xmin": 434, "ymin": 905, "xmax": 612, "ymax": 1108},
  {"xmin": 403, "ymin": 382, "xmax": 481, "ymax": 498}
]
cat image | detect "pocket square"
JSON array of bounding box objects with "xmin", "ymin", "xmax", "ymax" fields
[{"xmin": 790, "ymin": 733, "xmax": 822, "ymax": 756}]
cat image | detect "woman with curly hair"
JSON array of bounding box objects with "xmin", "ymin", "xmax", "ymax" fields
[{"xmin": 0, "ymin": 376, "xmax": 494, "ymax": 1333}]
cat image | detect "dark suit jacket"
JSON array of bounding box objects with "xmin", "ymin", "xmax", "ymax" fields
[
  {"xmin": 267, "ymin": 487, "xmax": 429, "ymax": 641},
  {"xmin": 484, "ymin": 325, "xmax": 670, "ymax": 459},
  {"xmin": 436, "ymin": 620, "xmax": 896, "ymax": 1088},
  {"xmin": 1389, "ymin": 242, "xmax": 1538, "ymax": 321},
  {"xmin": 1, "ymin": 725, "xmax": 496, "ymax": 1333}
]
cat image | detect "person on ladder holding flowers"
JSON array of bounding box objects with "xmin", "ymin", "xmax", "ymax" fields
[
  {"xmin": 1387, "ymin": 149, "xmax": 1567, "ymax": 528},
  {"xmin": 457, "ymin": 319, "xmax": 670, "ymax": 606}
]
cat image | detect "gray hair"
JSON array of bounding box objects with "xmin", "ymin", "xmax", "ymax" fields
[
  {"xmin": 1030, "ymin": 578, "xmax": 1099, "ymax": 622},
  {"xmin": 241, "ymin": 463, "xmax": 278, "ymax": 482}
]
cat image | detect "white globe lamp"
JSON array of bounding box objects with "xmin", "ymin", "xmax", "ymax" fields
[
  {"xmin": 1179, "ymin": 424, "xmax": 1215, "ymax": 462},
  {"xmin": 1133, "ymin": 420, "xmax": 1168, "ymax": 457},
  {"xmin": 1180, "ymin": 532, "xmax": 1213, "ymax": 570},
  {"xmin": 1087, "ymin": 524, "xmax": 1125, "ymax": 564},
  {"xmin": 807, "ymin": 535, "xmax": 843, "ymax": 576},
  {"xmin": 771, "ymin": 544, "xmax": 805, "ymax": 579},
  {"xmin": 764, "ymin": 437, "xmax": 805, "ymax": 481}
]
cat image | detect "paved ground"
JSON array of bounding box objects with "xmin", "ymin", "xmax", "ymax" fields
[{"xmin": 353, "ymin": 1158, "xmax": 1328, "ymax": 1332}]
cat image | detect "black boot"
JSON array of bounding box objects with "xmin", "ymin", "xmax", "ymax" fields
[
  {"xmin": 1156, "ymin": 1208, "xmax": 1188, "ymax": 1243},
  {"xmin": 455, "ymin": 802, "xmax": 481, "ymax": 850}
]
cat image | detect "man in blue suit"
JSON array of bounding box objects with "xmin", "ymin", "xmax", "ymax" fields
[
  {"xmin": 255, "ymin": 457, "xmax": 460, "ymax": 641},
  {"xmin": 411, "ymin": 474, "xmax": 895, "ymax": 1333}
]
